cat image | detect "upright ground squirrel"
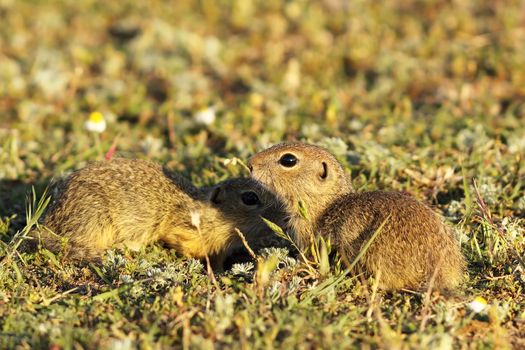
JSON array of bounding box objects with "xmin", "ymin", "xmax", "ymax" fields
[{"xmin": 248, "ymin": 142, "xmax": 465, "ymax": 290}]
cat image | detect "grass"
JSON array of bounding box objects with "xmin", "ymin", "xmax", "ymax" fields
[{"xmin": 1, "ymin": 0, "xmax": 525, "ymax": 348}]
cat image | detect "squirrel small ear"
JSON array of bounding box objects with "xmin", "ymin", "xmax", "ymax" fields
[
  {"xmin": 319, "ymin": 161, "xmax": 328, "ymax": 180},
  {"xmin": 210, "ymin": 186, "xmax": 223, "ymax": 204}
]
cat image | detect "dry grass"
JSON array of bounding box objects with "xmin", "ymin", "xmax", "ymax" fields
[{"xmin": 1, "ymin": 0, "xmax": 524, "ymax": 348}]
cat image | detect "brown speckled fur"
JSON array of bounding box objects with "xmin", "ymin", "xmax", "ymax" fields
[
  {"xmin": 317, "ymin": 191, "xmax": 465, "ymax": 290},
  {"xmin": 32, "ymin": 158, "xmax": 286, "ymax": 269},
  {"xmin": 248, "ymin": 142, "xmax": 465, "ymax": 290}
]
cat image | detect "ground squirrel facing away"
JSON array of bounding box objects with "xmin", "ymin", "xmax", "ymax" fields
[
  {"xmin": 248, "ymin": 142, "xmax": 466, "ymax": 290},
  {"xmin": 31, "ymin": 158, "xmax": 286, "ymax": 270}
]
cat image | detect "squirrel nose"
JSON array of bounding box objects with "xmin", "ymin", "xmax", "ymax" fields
[{"xmin": 248, "ymin": 164, "xmax": 253, "ymax": 173}]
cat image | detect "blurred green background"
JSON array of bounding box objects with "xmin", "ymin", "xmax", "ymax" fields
[{"xmin": 1, "ymin": 0, "xmax": 524, "ymax": 179}]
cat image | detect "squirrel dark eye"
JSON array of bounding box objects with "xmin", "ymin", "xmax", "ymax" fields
[
  {"xmin": 241, "ymin": 191, "xmax": 260, "ymax": 206},
  {"xmin": 279, "ymin": 153, "xmax": 298, "ymax": 167}
]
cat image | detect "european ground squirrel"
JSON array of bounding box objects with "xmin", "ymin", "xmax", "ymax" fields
[
  {"xmin": 248, "ymin": 142, "xmax": 465, "ymax": 290},
  {"xmin": 31, "ymin": 158, "xmax": 286, "ymax": 270}
]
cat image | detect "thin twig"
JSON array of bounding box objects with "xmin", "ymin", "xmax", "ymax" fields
[
  {"xmin": 234, "ymin": 228, "xmax": 258, "ymax": 261},
  {"xmin": 366, "ymin": 268, "xmax": 382, "ymax": 320},
  {"xmin": 191, "ymin": 212, "xmax": 220, "ymax": 290},
  {"xmin": 42, "ymin": 286, "xmax": 80, "ymax": 305},
  {"xmin": 419, "ymin": 258, "xmax": 441, "ymax": 332}
]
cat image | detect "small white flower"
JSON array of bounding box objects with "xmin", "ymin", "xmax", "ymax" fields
[
  {"xmin": 193, "ymin": 107, "xmax": 216, "ymax": 125},
  {"xmin": 468, "ymin": 296, "xmax": 488, "ymax": 313},
  {"xmin": 85, "ymin": 111, "xmax": 107, "ymax": 133}
]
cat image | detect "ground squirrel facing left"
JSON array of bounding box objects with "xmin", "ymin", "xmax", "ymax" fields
[
  {"xmin": 31, "ymin": 158, "xmax": 286, "ymax": 269},
  {"xmin": 248, "ymin": 142, "xmax": 465, "ymax": 290}
]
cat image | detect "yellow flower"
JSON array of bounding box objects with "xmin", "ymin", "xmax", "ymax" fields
[
  {"xmin": 85, "ymin": 111, "xmax": 107, "ymax": 133},
  {"xmin": 468, "ymin": 296, "xmax": 488, "ymax": 313},
  {"xmin": 249, "ymin": 93, "xmax": 264, "ymax": 108}
]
